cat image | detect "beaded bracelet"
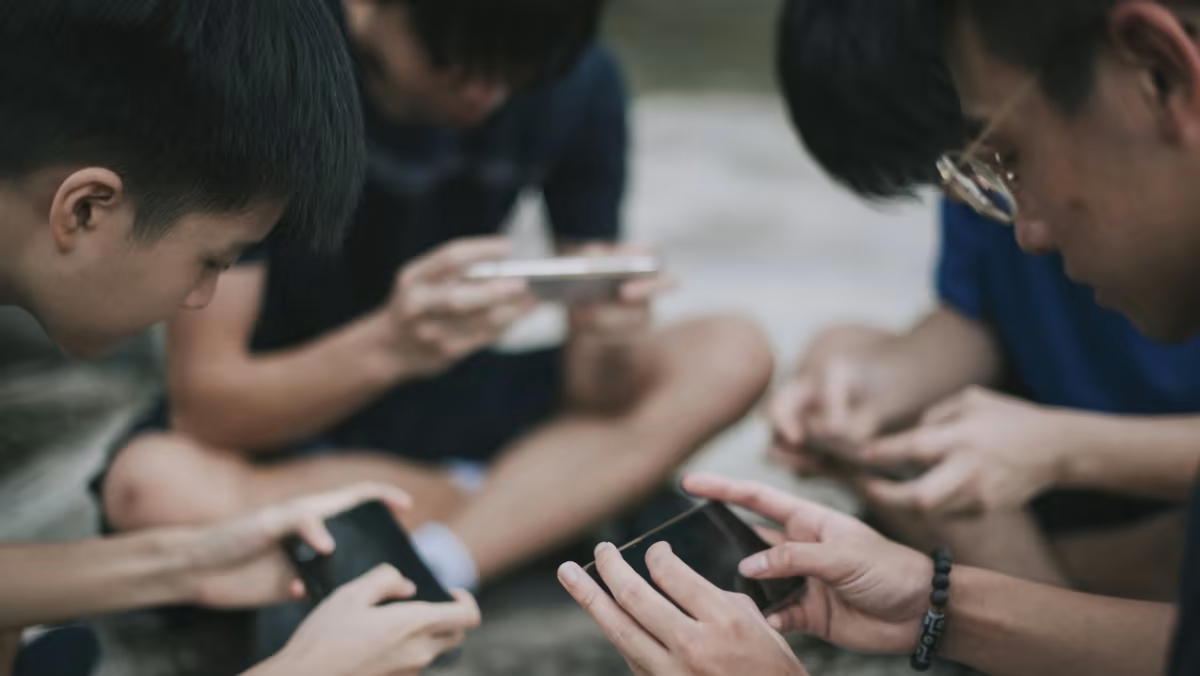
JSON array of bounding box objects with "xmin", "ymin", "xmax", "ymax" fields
[{"xmin": 910, "ymin": 546, "xmax": 952, "ymax": 672}]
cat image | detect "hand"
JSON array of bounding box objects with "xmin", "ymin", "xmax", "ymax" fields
[
  {"xmin": 382, "ymin": 237, "xmax": 538, "ymax": 377},
  {"xmin": 682, "ymin": 473, "xmax": 930, "ymax": 655},
  {"xmin": 175, "ymin": 482, "xmax": 412, "ymax": 608},
  {"xmin": 558, "ymin": 542, "xmax": 808, "ymax": 676},
  {"xmin": 767, "ymin": 353, "xmax": 887, "ymax": 471},
  {"xmin": 566, "ymin": 243, "xmax": 671, "ymax": 345},
  {"xmin": 856, "ymin": 387, "xmax": 1064, "ymax": 516},
  {"xmin": 250, "ymin": 564, "xmax": 480, "ymax": 676}
]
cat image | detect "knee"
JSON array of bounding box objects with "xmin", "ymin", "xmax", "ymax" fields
[
  {"xmin": 104, "ymin": 433, "xmax": 248, "ymax": 531},
  {"xmin": 803, "ymin": 323, "xmax": 895, "ymax": 363},
  {"xmin": 671, "ymin": 314, "xmax": 774, "ymax": 405}
]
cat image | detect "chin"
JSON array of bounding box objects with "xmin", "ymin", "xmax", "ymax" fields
[{"xmin": 51, "ymin": 329, "xmax": 133, "ymax": 360}]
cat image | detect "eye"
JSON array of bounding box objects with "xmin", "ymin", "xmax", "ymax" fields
[{"xmin": 204, "ymin": 258, "xmax": 234, "ymax": 272}]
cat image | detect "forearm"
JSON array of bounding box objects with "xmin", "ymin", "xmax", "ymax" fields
[
  {"xmin": 171, "ymin": 311, "xmax": 409, "ymax": 451},
  {"xmin": 870, "ymin": 307, "xmax": 1002, "ymax": 427},
  {"xmin": 0, "ymin": 532, "xmax": 193, "ymax": 630},
  {"xmin": 1052, "ymin": 411, "xmax": 1200, "ymax": 501},
  {"xmin": 943, "ymin": 566, "xmax": 1173, "ymax": 675}
]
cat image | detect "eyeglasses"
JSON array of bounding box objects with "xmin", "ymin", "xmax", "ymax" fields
[{"xmin": 936, "ymin": 80, "xmax": 1034, "ymax": 225}]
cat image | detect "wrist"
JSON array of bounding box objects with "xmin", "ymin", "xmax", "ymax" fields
[
  {"xmin": 358, "ymin": 310, "xmax": 416, "ymax": 384},
  {"xmin": 131, "ymin": 528, "xmax": 200, "ymax": 607},
  {"xmin": 1042, "ymin": 407, "xmax": 1097, "ymax": 489}
]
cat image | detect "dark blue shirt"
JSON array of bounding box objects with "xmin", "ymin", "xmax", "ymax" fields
[
  {"xmin": 248, "ymin": 45, "xmax": 628, "ymax": 354},
  {"xmin": 938, "ymin": 199, "xmax": 1200, "ymax": 415},
  {"xmin": 938, "ymin": 200, "xmax": 1200, "ymax": 532}
]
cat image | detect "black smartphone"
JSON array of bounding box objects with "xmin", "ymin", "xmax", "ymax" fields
[
  {"xmin": 282, "ymin": 500, "xmax": 453, "ymax": 606},
  {"xmin": 584, "ymin": 500, "xmax": 805, "ymax": 615}
]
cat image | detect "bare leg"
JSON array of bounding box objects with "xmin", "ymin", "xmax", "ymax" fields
[
  {"xmin": 104, "ymin": 434, "xmax": 469, "ymax": 531},
  {"xmin": 107, "ymin": 315, "xmax": 771, "ymax": 583},
  {"xmin": 447, "ymin": 315, "xmax": 773, "ymax": 580},
  {"xmin": 872, "ymin": 507, "xmax": 1069, "ymax": 587}
]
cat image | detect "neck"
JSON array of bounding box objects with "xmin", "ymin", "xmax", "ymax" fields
[{"xmin": 0, "ymin": 184, "xmax": 38, "ymax": 308}]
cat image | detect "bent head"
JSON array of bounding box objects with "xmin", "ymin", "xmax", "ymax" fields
[
  {"xmin": 342, "ymin": 0, "xmax": 605, "ymax": 127},
  {"xmin": 0, "ymin": 0, "xmax": 366, "ymax": 357}
]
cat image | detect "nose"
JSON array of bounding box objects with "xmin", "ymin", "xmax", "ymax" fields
[
  {"xmin": 459, "ymin": 80, "xmax": 510, "ymax": 114},
  {"xmin": 182, "ymin": 272, "xmax": 219, "ymax": 310},
  {"xmin": 1013, "ymin": 214, "xmax": 1056, "ymax": 254}
]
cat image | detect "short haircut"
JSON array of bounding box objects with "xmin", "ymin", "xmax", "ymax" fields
[
  {"xmin": 381, "ymin": 0, "xmax": 606, "ymax": 86},
  {"xmin": 0, "ymin": 0, "xmax": 366, "ymax": 250},
  {"xmin": 776, "ymin": 0, "xmax": 964, "ymax": 198}
]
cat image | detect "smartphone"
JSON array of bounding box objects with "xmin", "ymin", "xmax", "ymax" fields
[
  {"xmin": 584, "ymin": 501, "xmax": 805, "ymax": 615},
  {"xmin": 282, "ymin": 501, "xmax": 453, "ymax": 606},
  {"xmin": 464, "ymin": 255, "xmax": 661, "ymax": 303}
]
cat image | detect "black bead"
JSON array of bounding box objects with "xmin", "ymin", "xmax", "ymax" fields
[
  {"xmin": 934, "ymin": 559, "xmax": 952, "ymax": 574},
  {"xmin": 932, "ymin": 546, "xmax": 953, "ymax": 563},
  {"xmin": 930, "ymin": 589, "xmax": 950, "ymax": 606},
  {"xmin": 910, "ymin": 655, "xmax": 933, "ymax": 672},
  {"xmin": 933, "ymin": 573, "xmax": 951, "ymax": 590}
]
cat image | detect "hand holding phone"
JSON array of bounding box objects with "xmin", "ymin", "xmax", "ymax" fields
[
  {"xmin": 583, "ymin": 501, "xmax": 806, "ymax": 614},
  {"xmin": 382, "ymin": 237, "xmax": 538, "ymax": 377}
]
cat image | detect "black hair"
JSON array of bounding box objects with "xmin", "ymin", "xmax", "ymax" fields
[
  {"xmin": 0, "ymin": 0, "xmax": 366, "ymax": 250},
  {"xmin": 776, "ymin": 0, "xmax": 964, "ymax": 198},
  {"xmin": 381, "ymin": 0, "xmax": 606, "ymax": 86}
]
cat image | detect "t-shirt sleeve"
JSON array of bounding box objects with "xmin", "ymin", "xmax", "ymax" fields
[
  {"xmin": 541, "ymin": 46, "xmax": 629, "ymax": 243},
  {"xmin": 936, "ymin": 198, "xmax": 994, "ymax": 320}
]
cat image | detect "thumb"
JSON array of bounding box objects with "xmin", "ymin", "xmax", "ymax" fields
[
  {"xmin": 337, "ymin": 564, "xmax": 417, "ymax": 607},
  {"xmin": 738, "ymin": 542, "xmax": 844, "ymax": 583}
]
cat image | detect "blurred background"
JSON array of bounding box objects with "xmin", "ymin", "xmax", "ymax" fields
[{"xmin": 0, "ymin": 1, "xmax": 943, "ymax": 673}]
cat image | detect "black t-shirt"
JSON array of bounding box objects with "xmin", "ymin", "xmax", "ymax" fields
[{"xmin": 1171, "ymin": 481, "xmax": 1200, "ymax": 674}]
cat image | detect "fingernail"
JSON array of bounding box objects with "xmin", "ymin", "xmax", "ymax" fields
[
  {"xmin": 739, "ymin": 554, "xmax": 767, "ymax": 577},
  {"xmin": 595, "ymin": 541, "xmax": 614, "ymax": 557},
  {"xmin": 558, "ymin": 562, "xmax": 584, "ymax": 585},
  {"xmin": 767, "ymin": 614, "xmax": 784, "ymax": 631},
  {"xmin": 647, "ymin": 541, "xmax": 672, "ymax": 559}
]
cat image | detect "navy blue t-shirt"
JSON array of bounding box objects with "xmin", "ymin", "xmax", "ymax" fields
[{"xmin": 937, "ymin": 199, "xmax": 1200, "ymax": 531}]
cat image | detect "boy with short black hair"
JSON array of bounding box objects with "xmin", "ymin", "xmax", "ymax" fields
[{"xmin": 0, "ymin": 2, "xmax": 477, "ymax": 673}]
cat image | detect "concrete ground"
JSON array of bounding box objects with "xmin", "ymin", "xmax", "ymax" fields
[{"xmin": 0, "ymin": 95, "xmax": 960, "ymax": 675}]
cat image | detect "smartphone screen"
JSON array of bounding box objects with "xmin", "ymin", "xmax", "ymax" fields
[
  {"xmin": 283, "ymin": 501, "xmax": 453, "ymax": 606},
  {"xmin": 584, "ymin": 501, "xmax": 805, "ymax": 614}
]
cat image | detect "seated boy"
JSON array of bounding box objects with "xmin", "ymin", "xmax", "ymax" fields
[
  {"xmin": 767, "ymin": 0, "xmax": 1198, "ymax": 600},
  {"xmin": 100, "ymin": 0, "xmax": 773, "ymax": 592}
]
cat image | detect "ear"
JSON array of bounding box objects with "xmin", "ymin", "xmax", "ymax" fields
[
  {"xmin": 1109, "ymin": 3, "xmax": 1200, "ymax": 146},
  {"xmin": 47, "ymin": 168, "xmax": 128, "ymax": 253}
]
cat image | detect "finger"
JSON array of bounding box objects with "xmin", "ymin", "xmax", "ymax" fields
[
  {"xmin": 557, "ymin": 561, "xmax": 670, "ymax": 667},
  {"xmin": 815, "ymin": 362, "xmax": 857, "ymax": 434},
  {"xmin": 861, "ymin": 424, "xmax": 957, "ymax": 468},
  {"xmin": 644, "ymin": 542, "xmax": 730, "ymax": 623},
  {"xmin": 766, "ymin": 604, "xmax": 812, "ymax": 635},
  {"xmin": 264, "ymin": 483, "xmax": 413, "ymax": 543},
  {"xmin": 738, "ymin": 542, "xmax": 844, "ymax": 582},
  {"xmin": 767, "ymin": 380, "xmax": 815, "ymax": 447},
  {"xmin": 336, "ymin": 564, "xmax": 417, "ymax": 606},
  {"xmin": 594, "ymin": 542, "xmax": 694, "ymax": 634},
  {"xmin": 415, "ymin": 279, "xmax": 531, "ymax": 317},
  {"xmin": 386, "ymin": 590, "xmax": 483, "ymax": 634},
  {"xmin": 921, "ymin": 394, "xmax": 965, "ymax": 426},
  {"xmin": 861, "ymin": 459, "xmax": 976, "ymax": 516},
  {"xmin": 619, "ymin": 274, "xmax": 676, "ymax": 302},
  {"xmin": 403, "ymin": 237, "xmax": 512, "ymax": 282},
  {"xmin": 682, "ymin": 473, "xmax": 852, "ymax": 538},
  {"xmin": 295, "ymin": 516, "xmax": 336, "ymax": 555}
]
